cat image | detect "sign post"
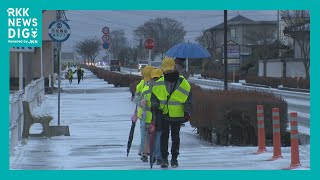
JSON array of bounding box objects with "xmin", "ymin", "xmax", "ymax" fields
[
  {"xmin": 144, "ymin": 38, "xmax": 155, "ymax": 65},
  {"xmin": 48, "ymin": 20, "xmax": 71, "ymax": 126},
  {"xmin": 102, "ymin": 27, "xmax": 111, "ymax": 63}
]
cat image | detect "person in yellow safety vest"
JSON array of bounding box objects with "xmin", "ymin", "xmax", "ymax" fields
[
  {"xmin": 66, "ymin": 68, "xmax": 74, "ymax": 84},
  {"xmin": 138, "ymin": 68, "xmax": 164, "ymax": 165},
  {"xmin": 151, "ymin": 57, "xmax": 192, "ymax": 168},
  {"xmin": 147, "ymin": 68, "xmax": 164, "ymax": 165},
  {"xmin": 134, "ymin": 65, "xmax": 154, "ymax": 162}
]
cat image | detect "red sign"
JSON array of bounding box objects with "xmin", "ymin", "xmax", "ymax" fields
[
  {"xmin": 102, "ymin": 35, "xmax": 110, "ymax": 42},
  {"xmin": 144, "ymin": 38, "xmax": 155, "ymax": 49}
]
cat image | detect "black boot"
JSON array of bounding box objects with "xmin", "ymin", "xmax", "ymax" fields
[
  {"xmin": 140, "ymin": 154, "xmax": 148, "ymax": 162},
  {"xmin": 156, "ymin": 159, "xmax": 162, "ymax": 165},
  {"xmin": 171, "ymin": 158, "xmax": 178, "ymax": 168},
  {"xmin": 161, "ymin": 159, "xmax": 169, "ymax": 168}
]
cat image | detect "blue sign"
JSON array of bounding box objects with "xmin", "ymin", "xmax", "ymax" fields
[
  {"xmin": 48, "ymin": 21, "xmax": 71, "ymax": 42},
  {"xmin": 102, "ymin": 42, "xmax": 109, "ymax": 49}
]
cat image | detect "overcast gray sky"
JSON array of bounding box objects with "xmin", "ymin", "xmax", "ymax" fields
[{"xmin": 62, "ymin": 10, "xmax": 278, "ymax": 59}]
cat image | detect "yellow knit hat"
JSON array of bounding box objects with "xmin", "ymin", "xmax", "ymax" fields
[
  {"xmin": 143, "ymin": 66, "xmax": 154, "ymax": 82},
  {"xmin": 151, "ymin": 68, "xmax": 163, "ymax": 79},
  {"xmin": 161, "ymin": 57, "xmax": 175, "ymax": 72}
]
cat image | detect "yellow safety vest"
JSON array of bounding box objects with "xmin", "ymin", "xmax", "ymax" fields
[
  {"xmin": 137, "ymin": 84, "xmax": 152, "ymax": 123},
  {"xmin": 136, "ymin": 80, "xmax": 145, "ymax": 119},
  {"xmin": 152, "ymin": 76, "xmax": 191, "ymax": 118}
]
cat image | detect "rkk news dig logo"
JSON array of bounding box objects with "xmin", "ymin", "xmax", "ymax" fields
[{"xmin": 7, "ymin": 8, "xmax": 42, "ymax": 47}]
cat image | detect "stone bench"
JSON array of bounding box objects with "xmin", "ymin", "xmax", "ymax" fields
[{"xmin": 22, "ymin": 101, "xmax": 53, "ymax": 138}]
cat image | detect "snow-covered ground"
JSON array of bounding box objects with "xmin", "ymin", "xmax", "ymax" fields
[{"xmin": 10, "ymin": 68, "xmax": 310, "ymax": 170}]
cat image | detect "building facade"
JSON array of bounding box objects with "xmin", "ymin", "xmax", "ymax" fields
[{"xmin": 202, "ymin": 15, "xmax": 277, "ymax": 71}]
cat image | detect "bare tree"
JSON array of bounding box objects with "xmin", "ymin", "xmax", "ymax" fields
[
  {"xmin": 134, "ymin": 17, "xmax": 186, "ymax": 60},
  {"xmin": 75, "ymin": 38, "xmax": 101, "ymax": 64},
  {"xmin": 245, "ymin": 28, "xmax": 277, "ymax": 77},
  {"xmin": 281, "ymin": 10, "xmax": 310, "ymax": 80},
  {"xmin": 109, "ymin": 30, "xmax": 128, "ymax": 60},
  {"xmin": 196, "ymin": 31, "xmax": 222, "ymax": 64}
]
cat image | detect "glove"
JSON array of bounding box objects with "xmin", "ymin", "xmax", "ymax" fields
[
  {"xmin": 140, "ymin": 99, "xmax": 147, "ymax": 107},
  {"xmin": 184, "ymin": 112, "xmax": 191, "ymax": 122},
  {"xmin": 149, "ymin": 121, "xmax": 155, "ymax": 134}
]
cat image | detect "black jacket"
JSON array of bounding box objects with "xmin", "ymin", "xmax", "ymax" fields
[{"xmin": 73, "ymin": 69, "xmax": 83, "ymax": 76}]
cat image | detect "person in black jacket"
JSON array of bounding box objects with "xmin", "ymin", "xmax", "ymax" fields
[
  {"xmin": 151, "ymin": 58, "xmax": 192, "ymax": 168},
  {"xmin": 73, "ymin": 66, "xmax": 84, "ymax": 84}
]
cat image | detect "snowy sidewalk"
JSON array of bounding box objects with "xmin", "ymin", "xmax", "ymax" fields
[{"xmin": 10, "ymin": 69, "xmax": 310, "ymax": 170}]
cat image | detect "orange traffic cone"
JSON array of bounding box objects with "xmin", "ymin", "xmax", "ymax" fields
[
  {"xmin": 268, "ymin": 108, "xmax": 283, "ymax": 160},
  {"xmin": 255, "ymin": 105, "xmax": 266, "ymax": 154}
]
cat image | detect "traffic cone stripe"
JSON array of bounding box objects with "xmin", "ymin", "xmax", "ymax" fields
[
  {"xmin": 272, "ymin": 120, "xmax": 280, "ymax": 125},
  {"xmin": 257, "ymin": 113, "xmax": 264, "ymax": 117},
  {"xmin": 257, "ymin": 116, "xmax": 264, "ymax": 121},
  {"xmin": 273, "ymin": 123, "xmax": 280, "ymax": 128},
  {"xmin": 273, "ymin": 128, "xmax": 280, "ymax": 133},
  {"xmin": 290, "ymin": 121, "xmax": 298, "ymax": 126},
  {"xmin": 258, "ymin": 124, "xmax": 264, "ymax": 128},
  {"xmin": 290, "ymin": 134, "xmax": 299, "ymax": 139},
  {"xmin": 272, "ymin": 108, "xmax": 280, "ymax": 112},
  {"xmin": 290, "ymin": 112, "xmax": 298, "ymax": 117},
  {"xmin": 272, "ymin": 116, "xmax": 280, "ymax": 120},
  {"xmin": 257, "ymin": 105, "xmax": 263, "ymax": 110},
  {"xmin": 290, "ymin": 126, "xmax": 298, "ymax": 131},
  {"xmin": 257, "ymin": 109, "xmax": 263, "ymax": 113}
]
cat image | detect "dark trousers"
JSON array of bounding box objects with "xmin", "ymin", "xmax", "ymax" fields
[
  {"xmin": 161, "ymin": 120, "xmax": 181, "ymax": 160},
  {"xmin": 77, "ymin": 76, "xmax": 81, "ymax": 84}
]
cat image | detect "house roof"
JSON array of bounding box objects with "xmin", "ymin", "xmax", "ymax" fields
[{"xmin": 207, "ymin": 15, "xmax": 277, "ymax": 31}]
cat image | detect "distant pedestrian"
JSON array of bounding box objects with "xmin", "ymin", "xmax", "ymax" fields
[
  {"xmin": 73, "ymin": 66, "xmax": 83, "ymax": 84},
  {"xmin": 151, "ymin": 57, "xmax": 192, "ymax": 168},
  {"xmin": 66, "ymin": 68, "xmax": 74, "ymax": 84}
]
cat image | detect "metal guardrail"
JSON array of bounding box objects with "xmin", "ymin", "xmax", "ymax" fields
[
  {"xmin": 9, "ymin": 77, "xmax": 45, "ymax": 155},
  {"xmin": 23, "ymin": 77, "xmax": 45, "ymax": 110}
]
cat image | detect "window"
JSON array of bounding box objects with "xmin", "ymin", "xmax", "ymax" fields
[{"xmin": 231, "ymin": 28, "xmax": 236, "ymax": 38}]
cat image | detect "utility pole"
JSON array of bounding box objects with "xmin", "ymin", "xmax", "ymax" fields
[
  {"xmin": 57, "ymin": 10, "xmax": 62, "ymax": 126},
  {"xmin": 277, "ymin": 10, "xmax": 280, "ymax": 41},
  {"xmin": 224, "ymin": 10, "xmax": 228, "ymax": 90}
]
